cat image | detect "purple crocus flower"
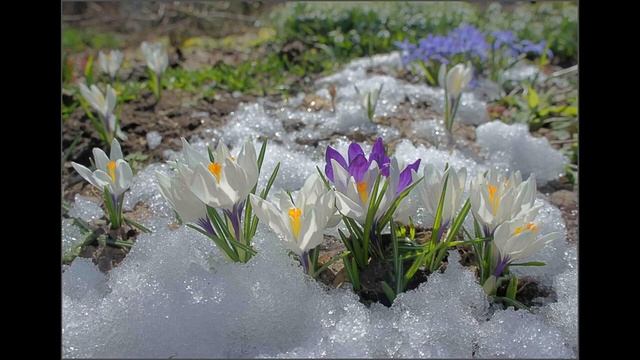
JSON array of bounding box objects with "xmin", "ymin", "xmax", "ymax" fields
[
  {"xmin": 327, "ymin": 138, "xmax": 422, "ymax": 225},
  {"xmin": 325, "ymin": 137, "xmax": 390, "ymax": 182},
  {"xmin": 396, "ymin": 159, "xmax": 421, "ymax": 195}
]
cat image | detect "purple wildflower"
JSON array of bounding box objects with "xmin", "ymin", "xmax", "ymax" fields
[{"xmin": 325, "ymin": 137, "xmax": 390, "ymax": 182}]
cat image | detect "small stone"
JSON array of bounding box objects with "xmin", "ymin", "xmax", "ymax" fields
[{"xmin": 549, "ymin": 190, "xmax": 577, "ymax": 209}]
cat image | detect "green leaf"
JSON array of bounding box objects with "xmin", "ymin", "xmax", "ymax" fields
[
  {"xmin": 509, "ymin": 261, "xmax": 546, "ymax": 267},
  {"xmin": 376, "ymin": 176, "xmax": 423, "ymax": 233},
  {"xmin": 431, "ymin": 171, "xmax": 450, "ymax": 244},
  {"xmin": 227, "ymin": 237, "xmax": 257, "ymax": 256},
  {"xmin": 381, "ymin": 281, "xmax": 396, "ymax": 303},
  {"xmin": 443, "ymin": 199, "xmax": 471, "ymax": 244},
  {"xmin": 342, "ymin": 255, "xmax": 360, "ymax": 291},
  {"xmin": 408, "ymin": 217, "xmax": 416, "ymax": 240},
  {"xmin": 186, "ymin": 223, "xmax": 238, "ymax": 262},
  {"xmin": 506, "ymin": 275, "xmax": 518, "ymax": 300},
  {"xmin": 207, "ymin": 146, "xmax": 215, "ymax": 163},
  {"xmin": 249, "ymin": 162, "xmax": 280, "ymax": 238},
  {"xmin": 313, "ymin": 251, "xmax": 346, "ymax": 278},
  {"xmin": 206, "ymin": 207, "xmax": 238, "ymax": 258},
  {"xmin": 102, "ymin": 186, "xmax": 120, "ymax": 229},
  {"xmin": 124, "ymin": 216, "xmax": 152, "ymax": 233},
  {"xmin": 403, "ymin": 252, "xmax": 426, "ymax": 288},
  {"xmin": 342, "ymin": 218, "xmax": 363, "ymax": 266},
  {"xmin": 362, "ymin": 173, "xmax": 383, "ymax": 264},
  {"xmin": 259, "ymin": 162, "xmax": 280, "ymax": 199},
  {"xmin": 527, "ymin": 86, "xmax": 539, "ymax": 109},
  {"xmin": 84, "ymin": 54, "xmax": 94, "ymax": 85},
  {"xmin": 315, "ymin": 166, "xmax": 331, "ymax": 190},
  {"xmin": 390, "ymin": 221, "xmax": 403, "ymax": 295},
  {"xmin": 561, "ymin": 106, "xmax": 578, "ymax": 117},
  {"xmin": 338, "ymin": 228, "xmax": 355, "ymax": 255},
  {"xmin": 419, "ymin": 61, "xmax": 436, "ymax": 86},
  {"xmin": 257, "ymin": 139, "xmax": 268, "ymax": 173},
  {"xmin": 473, "ymin": 214, "xmax": 483, "ymax": 239},
  {"xmin": 494, "ymin": 296, "xmax": 530, "ymax": 311}
]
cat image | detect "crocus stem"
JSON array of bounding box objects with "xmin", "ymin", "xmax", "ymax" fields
[
  {"xmin": 301, "ymin": 251, "xmax": 311, "ymax": 275},
  {"xmin": 450, "ymin": 93, "xmax": 462, "ymax": 129},
  {"xmin": 155, "ymin": 73, "xmax": 162, "ymax": 103},
  {"xmin": 483, "ymin": 234, "xmax": 494, "ymax": 284},
  {"xmin": 444, "ymin": 91, "xmax": 450, "ymax": 131}
]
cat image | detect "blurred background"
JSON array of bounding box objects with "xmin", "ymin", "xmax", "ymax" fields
[
  {"xmin": 63, "ymin": 1, "xmax": 577, "ymax": 92},
  {"xmin": 62, "ymin": 1, "xmax": 577, "ymax": 198}
]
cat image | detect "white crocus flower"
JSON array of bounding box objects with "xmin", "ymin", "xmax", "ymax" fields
[
  {"xmin": 250, "ymin": 174, "xmax": 336, "ymax": 257},
  {"xmin": 71, "ymin": 139, "xmax": 133, "ymax": 197},
  {"xmin": 189, "ymin": 140, "xmax": 258, "ymax": 211},
  {"xmin": 438, "ymin": 62, "xmax": 473, "ymax": 99},
  {"xmin": 354, "ymin": 84, "xmax": 383, "ymax": 121},
  {"xmin": 416, "ymin": 164, "xmax": 467, "ymax": 227},
  {"xmin": 156, "ymin": 170, "xmax": 207, "ymax": 225},
  {"xmin": 470, "ymin": 169, "xmax": 539, "ymax": 236},
  {"xmin": 483, "ymin": 216, "xmax": 561, "ymax": 295},
  {"xmin": 98, "ymin": 50, "xmax": 123, "ymax": 79},
  {"xmin": 78, "ymin": 83, "xmax": 126, "ymax": 139},
  {"xmin": 332, "ymin": 158, "xmax": 407, "ymax": 225},
  {"xmin": 167, "ymin": 138, "xmax": 210, "ymax": 178},
  {"xmin": 140, "ymin": 41, "xmax": 168, "ymax": 76},
  {"xmin": 492, "ymin": 217, "xmax": 562, "ymax": 270},
  {"xmin": 79, "ymin": 83, "xmax": 116, "ymax": 121},
  {"xmin": 157, "ymin": 138, "xmax": 211, "ymax": 224}
]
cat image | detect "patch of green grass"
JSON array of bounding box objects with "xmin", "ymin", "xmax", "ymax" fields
[
  {"xmin": 114, "ymin": 81, "xmax": 148, "ymax": 103},
  {"xmin": 63, "ymin": 27, "xmax": 123, "ymax": 53},
  {"xmin": 162, "ymin": 53, "xmax": 298, "ymax": 96},
  {"xmin": 270, "ymin": 2, "xmax": 577, "ymax": 65}
]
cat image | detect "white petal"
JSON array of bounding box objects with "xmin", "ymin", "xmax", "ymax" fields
[
  {"xmin": 71, "ymin": 162, "xmax": 100, "ymax": 188},
  {"xmin": 249, "ymin": 194, "xmax": 290, "ymax": 242},
  {"xmin": 334, "ymin": 191, "xmax": 364, "ymax": 220},
  {"xmin": 115, "ymin": 159, "xmax": 133, "ymax": 193},
  {"xmin": 110, "ymin": 139, "xmax": 123, "ymax": 160},
  {"xmin": 299, "ymin": 210, "xmax": 324, "ymax": 253},
  {"xmin": 92, "ymin": 148, "xmax": 109, "ymax": 172}
]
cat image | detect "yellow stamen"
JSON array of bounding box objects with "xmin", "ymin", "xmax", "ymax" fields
[
  {"xmin": 107, "ymin": 160, "xmax": 117, "ymax": 182},
  {"xmin": 288, "ymin": 207, "xmax": 302, "ymax": 239},
  {"xmin": 357, "ymin": 181, "xmax": 369, "ymax": 204},
  {"xmin": 513, "ymin": 226, "xmax": 524, "ymax": 236},
  {"xmin": 526, "ymin": 222, "xmax": 538, "ymax": 232},
  {"xmin": 208, "ymin": 162, "xmax": 222, "ymax": 183},
  {"xmin": 487, "ymin": 184, "xmax": 499, "ymax": 215},
  {"xmin": 513, "ymin": 222, "xmax": 538, "ymax": 236}
]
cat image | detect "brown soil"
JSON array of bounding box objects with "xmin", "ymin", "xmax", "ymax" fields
[{"xmin": 62, "ymin": 87, "xmax": 255, "ymax": 201}]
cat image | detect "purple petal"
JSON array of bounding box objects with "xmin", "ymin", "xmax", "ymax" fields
[
  {"xmin": 348, "ymin": 143, "xmax": 365, "ymax": 163},
  {"xmin": 197, "ymin": 217, "xmax": 217, "ymax": 238},
  {"xmin": 348, "ymin": 154, "xmax": 369, "ymax": 183},
  {"xmin": 396, "ymin": 159, "xmax": 421, "ymax": 194},
  {"xmin": 493, "ymin": 255, "xmax": 511, "ymax": 277},
  {"xmin": 227, "ymin": 200, "xmax": 245, "ymax": 241},
  {"xmin": 325, "ymin": 146, "xmax": 348, "ymax": 182},
  {"xmin": 369, "ymin": 138, "xmax": 390, "ymax": 176}
]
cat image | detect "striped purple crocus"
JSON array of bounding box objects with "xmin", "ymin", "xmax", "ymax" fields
[{"xmin": 326, "ymin": 138, "xmax": 421, "ymax": 224}]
